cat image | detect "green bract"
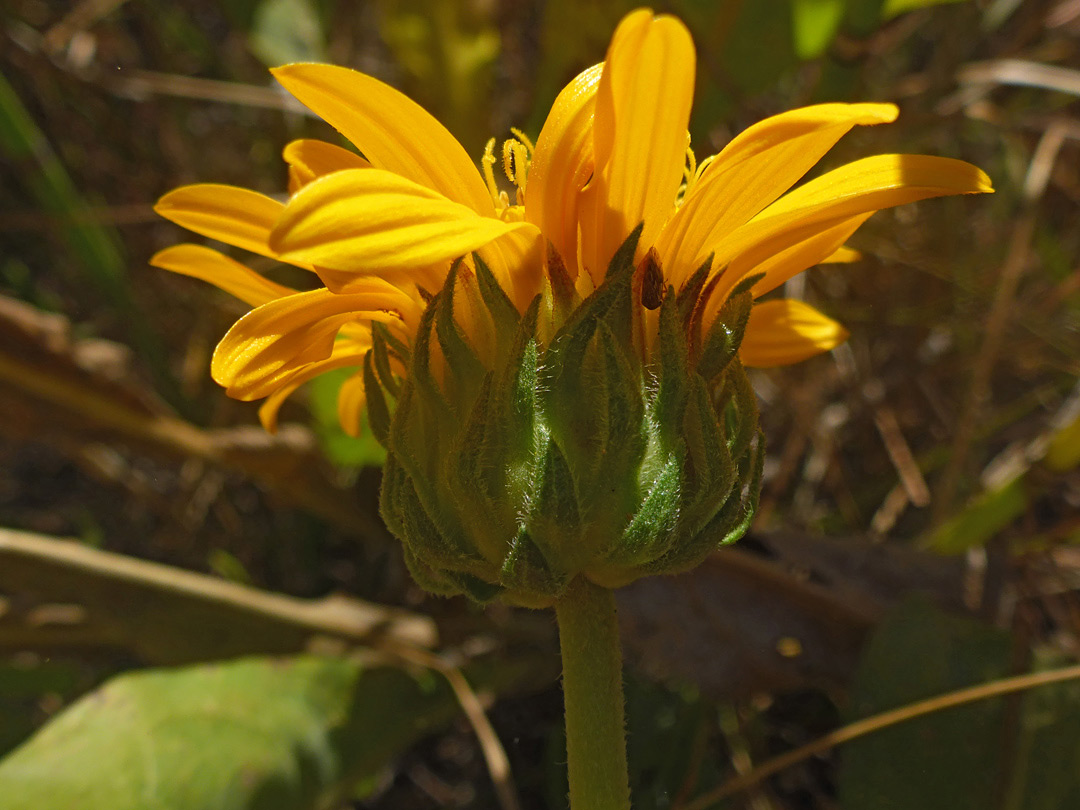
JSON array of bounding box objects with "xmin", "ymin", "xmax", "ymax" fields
[{"xmin": 366, "ymin": 226, "xmax": 763, "ymax": 607}]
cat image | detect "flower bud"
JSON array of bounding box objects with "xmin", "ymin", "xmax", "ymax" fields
[{"xmin": 369, "ymin": 226, "xmax": 763, "ymax": 607}]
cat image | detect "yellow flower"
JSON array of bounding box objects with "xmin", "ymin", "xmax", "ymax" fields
[{"xmin": 153, "ymin": 7, "xmax": 992, "ymax": 437}]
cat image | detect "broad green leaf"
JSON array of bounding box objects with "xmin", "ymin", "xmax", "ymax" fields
[
  {"xmin": 839, "ymin": 597, "xmax": 1012, "ymax": 810},
  {"xmin": 0, "ymin": 655, "xmax": 457, "ymax": 810},
  {"xmin": 249, "ymin": 0, "xmax": 326, "ymax": 67},
  {"xmin": 791, "ymin": 0, "xmax": 846, "ymax": 59}
]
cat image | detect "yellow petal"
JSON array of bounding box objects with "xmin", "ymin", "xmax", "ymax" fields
[
  {"xmin": 740, "ymin": 299, "xmax": 849, "ymax": 367},
  {"xmin": 708, "ymin": 103, "xmax": 897, "ymax": 176},
  {"xmin": 746, "ymin": 213, "xmax": 872, "ymax": 298},
  {"xmin": 212, "ymin": 287, "xmax": 396, "ymax": 398},
  {"xmin": 155, "ymin": 184, "xmax": 284, "ymax": 259},
  {"xmin": 478, "ymin": 226, "xmax": 545, "ymax": 313},
  {"xmin": 344, "ymin": 275, "xmax": 427, "ymax": 329},
  {"xmin": 318, "ymin": 266, "xmax": 443, "ymax": 328},
  {"xmin": 150, "ymin": 244, "xmax": 294, "ymax": 308},
  {"xmin": 309, "ymin": 275, "xmax": 427, "ymax": 331},
  {"xmin": 215, "ymin": 316, "xmax": 357, "ymax": 399},
  {"xmin": 579, "ymin": 10, "xmax": 695, "ymax": 282},
  {"xmin": 759, "ymin": 153, "xmax": 993, "ymax": 220},
  {"xmin": 821, "ymin": 246, "xmax": 862, "ymax": 264},
  {"xmin": 271, "ymin": 64, "xmax": 492, "ymax": 214},
  {"xmin": 311, "ymin": 261, "xmax": 437, "ymax": 300},
  {"xmin": 704, "ymin": 154, "xmax": 992, "ymax": 303},
  {"xmin": 336, "ymin": 372, "xmax": 367, "ymax": 438},
  {"xmin": 658, "ymin": 103, "xmax": 897, "ymax": 284},
  {"xmin": 525, "ymin": 63, "xmax": 602, "ymax": 279},
  {"xmin": 258, "ymin": 379, "xmax": 304, "ymax": 433},
  {"xmin": 270, "ymin": 168, "xmax": 539, "ymax": 274},
  {"xmin": 283, "ymin": 138, "xmax": 371, "ymax": 193},
  {"xmin": 255, "ymin": 344, "xmax": 372, "ymax": 432}
]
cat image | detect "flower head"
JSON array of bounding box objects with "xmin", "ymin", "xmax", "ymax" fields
[{"xmin": 154, "ymin": 8, "xmax": 991, "ymax": 603}]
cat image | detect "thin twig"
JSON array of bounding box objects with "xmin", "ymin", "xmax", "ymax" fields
[
  {"xmin": 873, "ymin": 405, "xmax": 930, "ymax": 507},
  {"xmin": 957, "ymin": 59, "xmax": 1080, "ymax": 97},
  {"xmin": 682, "ymin": 663, "xmax": 1080, "ymax": 810},
  {"xmin": 8, "ymin": 22, "xmax": 311, "ymax": 114},
  {"xmin": 104, "ymin": 69, "xmax": 310, "ymax": 113},
  {"xmin": 392, "ymin": 646, "xmax": 522, "ymax": 810},
  {"xmin": 0, "ymin": 528, "xmax": 436, "ymax": 651},
  {"xmin": 864, "ymin": 379, "xmax": 931, "ymax": 510},
  {"xmin": 871, "ymin": 483, "xmax": 911, "ymax": 536}
]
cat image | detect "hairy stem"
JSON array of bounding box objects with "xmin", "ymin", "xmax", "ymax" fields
[{"xmin": 555, "ymin": 576, "xmax": 630, "ymax": 810}]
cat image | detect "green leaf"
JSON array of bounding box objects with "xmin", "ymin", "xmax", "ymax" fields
[
  {"xmin": 434, "ymin": 262, "xmax": 486, "ymax": 399},
  {"xmin": 791, "ymin": 0, "xmax": 846, "ymax": 59},
  {"xmin": 678, "ymin": 375, "xmax": 736, "ymax": 535},
  {"xmin": 925, "ymin": 403, "xmax": 1080, "ymax": 552},
  {"xmin": 0, "ymin": 655, "xmax": 460, "ymax": 810},
  {"xmin": 249, "ymin": 0, "xmax": 326, "ymax": 67},
  {"xmin": 362, "ymin": 352, "xmax": 392, "ymax": 447},
  {"xmin": 697, "ymin": 290, "xmax": 752, "ymax": 382},
  {"xmin": 473, "ymin": 251, "xmax": 523, "ymax": 357},
  {"xmin": 500, "ymin": 527, "xmax": 567, "ymax": 597},
  {"xmin": 925, "ymin": 475, "xmax": 1027, "ymax": 553},
  {"xmin": 655, "ymin": 284, "xmax": 689, "ymax": 439},
  {"xmin": 839, "ymin": 597, "xmax": 1013, "ymax": 810},
  {"xmin": 613, "ymin": 451, "xmax": 682, "ymax": 565}
]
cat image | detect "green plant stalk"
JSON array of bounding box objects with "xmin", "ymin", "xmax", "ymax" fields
[{"xmin": 554, "ymin": 576, "xmax": 630, "ymax": 810}]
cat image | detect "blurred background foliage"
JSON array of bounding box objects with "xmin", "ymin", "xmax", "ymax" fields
[{"xmin": 2, "ymin": 0, "xmax": 1080, "ymax": 808}]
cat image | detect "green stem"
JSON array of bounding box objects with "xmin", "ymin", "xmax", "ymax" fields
[{"xmin": 554, "ymin": 576, "xmax": 631, "ymax": 810}]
